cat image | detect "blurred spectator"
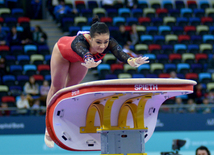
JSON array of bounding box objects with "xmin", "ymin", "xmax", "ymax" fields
[
  {"xmin": 0, "ymin": 25, "xmax": 7, "ymax": 45},
  {"xmin": 102, "ymin": 0, "xmax": 115, "ymax": 9},
  {"xmin": 31, "ymin": 99, "xmax": 41, "ymax": 115},
  {"xmin": 7, "ymin": 26, "xmax": 21, "ymax": 46},
  {"xmin": 189, "ymin": 83, "xmax": 206, "ymax": 104},
  {"xmin": 123, "ymin": 44, "xmax": 138, "ymax": 57},
  {"xmin": 173, "ymin": 97, "xmax": 185, "ymax": 113},
  {"xmin": 33, "ymin": 25, "xmax": 47, "ymax": 45},
  {"xmin": 169, "ymin": 71, "xmax": 178, "ymax": 79},
  {"xmin": 24, "ymin": 76, "xmax": 39, "ymax": 106},
  {"xmin": 39, "ymin": 80, "xmax": 50, "ymax": 106},
  {"xmin": 130, "ymin": 24, "xmax": 139, "ymax": 46},
  {"xmin": 54, "ymin": 0, "xmax": 71, "ymax": 24},
  {"xmin": 32, "ymin": 99, "xmax": 40, "ymax": 109},
  {"xmin": 114, "ymin": 0, "xmax": 124, "ymax": 9},
  {"xmin": 196, "ymin": 146, "xmax": 211, "ymax": 155},
  {"xmin": 46, "ymin": 0, "xmax": 56, "ymax": 20},
  {"xmin": 124, "ymin": 0, "xmax": 138, "ymax": 9},
  {"xmin": 114, "ymin": 24, "xmax": 131, "ymax": 47},
  {"xmin": 207, "ymin": 91, "xmax": 214, "ymax": 104},
  {"xmin": 207, "ymin": 54, "xmax": 214, "ymax": 73},
  {"xmin": 16, "ymin": 93, "xmax": 30, "ymax": 115},
  {"xmin": 0, "ymin": 102, "xmax": 10, "ymax": 116},
  {"xmin": 201, "ymin": 98, "xmax": 211, "ymax": 114},
  {"xmin": 21, "ymin": 27, "xmax": 33, "ymax": 45},
  {"xmin": 0, "ymin": 57, "xmax": 7, "ymax": 75},
  {"xmin": 31, "ymin": 0, "xmax": 42, "ymax": 19},
  {"xmin": 187, "ymin": 98, "xmax": 197, "ymax": 113}
]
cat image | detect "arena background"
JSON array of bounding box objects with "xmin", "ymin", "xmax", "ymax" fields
[{"xmin": 1, "ymin": 0, "xmax": 214, "ymax": 154}]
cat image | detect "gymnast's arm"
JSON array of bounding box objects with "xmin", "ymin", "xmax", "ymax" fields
[
  {"xmin": 108, "ymin": 38, "xmax": 131, "ymax": 63},
  {"xmin": 71, "ymin": 34, "xmax": 93, "ymax": 60},
  {"xmin": 109, "ymin": 38, "xmax": 149, "ymax": 67},
  {"xmin": 71, "ymin": 34, "xmax": 102, "ymax": 68}
]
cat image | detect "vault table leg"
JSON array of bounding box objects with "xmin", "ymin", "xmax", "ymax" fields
[{"xmin": 100, "ymin": 130, "xmax": 147, "ymax": 155}]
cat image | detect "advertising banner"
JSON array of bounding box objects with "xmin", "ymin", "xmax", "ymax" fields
[{"xmin": 0, "ymin": 113, "xmax": 214, "ymax": 134}]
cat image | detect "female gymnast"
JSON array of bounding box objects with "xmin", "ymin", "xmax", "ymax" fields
[{"xmin": 45, "ymin": 15, "xmax": 149, "ymax": 147}]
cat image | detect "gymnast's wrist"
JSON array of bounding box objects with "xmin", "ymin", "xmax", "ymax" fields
[
  {"xmin": 128, "ymin": 57, "xmax": 141, "ymax": 67},
  {"xmin": 83, "ymin": 52, "xmax": 93, "ymax": 61},
  {"xmin": 127, "ymin": 57, "xmax": 134, "ymax": 63}
]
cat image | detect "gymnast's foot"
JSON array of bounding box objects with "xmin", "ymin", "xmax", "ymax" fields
[{"xmin": 44, "ymin": 129, "xmax": 54, "ymax": 148}]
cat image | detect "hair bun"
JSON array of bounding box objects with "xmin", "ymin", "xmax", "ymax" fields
[{"xmin": 92, "ymin": 15, "xmax": 100, "ymax": 24}]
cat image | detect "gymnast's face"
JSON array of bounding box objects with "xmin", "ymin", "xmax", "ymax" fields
[{"xmin": 90, "ymin": 33, "xmax": 110, "ymax": 54}]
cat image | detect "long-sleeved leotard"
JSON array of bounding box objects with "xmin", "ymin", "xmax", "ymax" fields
[{"xmin": 57, "ymin": 34, "xmax": 131, "ymax": 63}]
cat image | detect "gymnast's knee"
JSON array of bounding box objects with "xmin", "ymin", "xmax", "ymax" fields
[{"xmin": 49, "ymin": 83, "xmax": 63, "ymax": 95}]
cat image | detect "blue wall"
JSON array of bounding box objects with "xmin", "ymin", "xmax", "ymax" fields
[
  {"xmin": 1, "ymin": 114, "xmax": 214, "ymax": 134},
  {"xmin": 0, "ymin": 114, "xmax": 214, "ymax": 155},
  {"xmin": 0, "ymin": 131, "xmax": 214, "ymax": 155}
]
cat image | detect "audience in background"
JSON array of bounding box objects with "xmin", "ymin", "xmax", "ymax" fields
[
  {"xmin": 31, "ymin": 0, "xmax": 42, "ymax": 19},
  {"xmin": 54, "ymin": 0, "xmax": 71, "ymax": 25},
  {"xmin": 39, "ymin": 80, "xmax": 50, "ymax": 106},
  {"xmin": 7, "ymin": 26, "xmax": 21, "ymax": 46},
  {"xmin": 207, "ymin": 55, "xmax": 214, "ymax": 73},
  {"xmin": 207, "ymin": 91, "xmax": 214, "ymax": 104},
  {"xmin": 124, "ymin": 0, "xmax": 138, "ymax": 9},
  {"xmin": 130, "ymin": 24, "xmax": 139, "ymax": 45},
  {"xmin": 196, "ymin": 146, "xmax": 211, "ymax": 155},
  {"xmin": 21, "ymin": 27, "xmax": 33, "ymax": 45},
  {"xmin": 102, "ymin": 0, "xmax": 115, "ymax": 9},
  {"xmin": 201, "ymin": 98, "xmax": 211, "ymax": 114},
  {"xmin": 24, "ymin": 76, "xmax": 39, "ymax": 106},
  {"xmin": 173, "ymin": 97, "xmax": 185, "ymax": 113},
  {"xmin": 31, "ymin": 99, "xmax": 42, "ymax": 115},
  {"xmin": 16, "ymin": 93, "xmax": 30, "ymax": 115},
  {"xmin": 0, "ymin": 103, "xmax": 10, "ymax": 116},
  {"xmin": 114, "ymin": 24, "xmax": 131, "ymax": 47},
  {"xmin": 46, "ymin": 0, "xmax": 57, "ymax": 20},
  {"xmin": 169, "ymin": 71, "xmax": 178, "ymax": 79},
  {"xmin": 186, "ymin": 98, "xmax": 197, "ymax": 113},
  {"xmin": 0, "ymin": 25, "xmax": 7, "ymax": 45},
  {"xmin": 189, "ymin": 84, "xmax": 206, "ymax": 104},
  {"xmin": 33, "ymin": 25, "xmax": 47, "ymax": 45},
  {"xmin": 0, "ymin": 57, "xmax": 7, "ymax": 75}
]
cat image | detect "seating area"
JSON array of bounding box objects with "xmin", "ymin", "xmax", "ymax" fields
[
  {"xmin": 0, "ymin": 1, "xmax": 51, "ymax": 109},
  {"xmin": 0, "ymin": 0, "xmax": 214, "ymax": 114}
]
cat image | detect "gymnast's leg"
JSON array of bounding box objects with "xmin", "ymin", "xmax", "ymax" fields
[
  {"xmin": 45, "ymin": 44, "xmax": 88, "ymax": 148},
  {"xmin": 45, "ymin": 43, "xmax": 70, "ymax": 148},
  {"xmin": 65, "ymin": 61, "xmax": 88, "ymax": 87}
]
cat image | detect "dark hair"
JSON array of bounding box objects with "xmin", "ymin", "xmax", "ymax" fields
[
  {"xmin": 196, "ymin": 146, "xmax": 210, "ymax": 155},
  {"xmin": 35, "ymin": 25, "xmax": 42, "ymax": 32},
  {"xmin": 90, "ymin": 15, "xmax": 109, "ymax": 38}
]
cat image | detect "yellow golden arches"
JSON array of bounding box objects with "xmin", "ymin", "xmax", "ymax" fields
[
  {"xmin": 118, "ymin": 102, "xmax": 137, "ymax": 128},
  {"xmin": 80, "ymin": 94, "xmax": 123, "ymax": 133},
  {"xmin": 118, "ymin": 93, "xmax": 152, "ymax": 130},
  {"xmin": 80, "ymin": 102, "xmax": 104, "ymax": 133},
  {"xmin": 136, "ymin": 94, "xmax": 152, "ymax": 129},
  {"xmin": 102, "ymin": 94, "xmax": 123, "ymax": 130},
  {"xmin": 80, "ymin": 93, "xmax": 155, "ymax": 133}
]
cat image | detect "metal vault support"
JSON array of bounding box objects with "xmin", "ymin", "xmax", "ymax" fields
[{"xmin": 100, "ymin": 129, "xmax": 147, "ymax": 155}]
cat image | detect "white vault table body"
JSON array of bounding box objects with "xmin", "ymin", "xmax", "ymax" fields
[{"xmin": 46, "ymin": 78, "xmax": 196, "ymax": 151}]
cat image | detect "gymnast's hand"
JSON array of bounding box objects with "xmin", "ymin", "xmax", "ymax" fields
[
  {"xmin": 128, "ymin": 56, "xmax": 149, "ymax": 67},
  {"xmin": 81, "ymin": 58, "xmax": 102, "ymax": 69}
]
